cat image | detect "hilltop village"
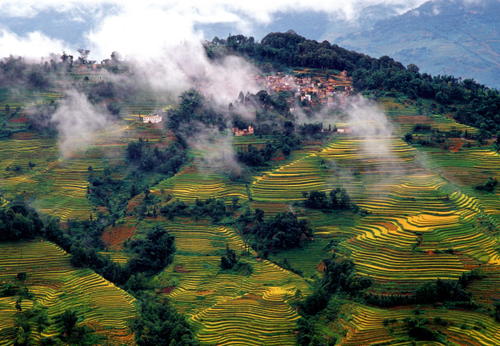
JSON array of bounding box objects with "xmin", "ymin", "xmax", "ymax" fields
[
  {"xmin": 140, "ymin": 70, "xmax": 354, "ymax": 137},
  {"xmin": 256, "ymin": 70, "xmax": 353, "ymax": 107}
]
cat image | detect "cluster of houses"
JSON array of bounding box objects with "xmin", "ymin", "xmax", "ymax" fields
[
  {"xmin": 256, "ymin": 70, "xmax": 353, "ymax": 107},
  {"xmin": 232, "ymin": 125, "xmax": 254, "ymax": 136}
]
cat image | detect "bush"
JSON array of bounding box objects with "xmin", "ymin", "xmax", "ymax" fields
[
  {"xmin": 0, "ymin": 200, "xmax": 44, "ymax": 241},
  {"xmin": 246, "ymin": 211, "xmax": 313, "ymax": 251},
  {"xmin": 127, "ymin": 226, "xmax": 175, "ymax": 274},
  {"xmin": 131, "ymin": 295, "xmax": 198, "ymax": 346},
  {"xmin": 303, "ymin": 188, "xmax": 358, "ymax": 211},
  {"xmin": 220, "ymin": 245, "xmax": 238, "ymax": 270},
  {"xmin": 475, "ymin": 177, "xmax": 497, "ymax": 192}
]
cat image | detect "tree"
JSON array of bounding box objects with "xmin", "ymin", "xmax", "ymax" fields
[
  {"xmin": 0, "ymin": 200, "xmax": 44, "ymax": 241},
  {"xmin": 56, "ymin": 309, "xmax": 103, "ymax": 344},
  {"xmin": 475, "ymin": 177, "xmax": 497, "ymax": 192},
  {"xmin": 132, "ymin": 295, "xmax": 197, "ymax": 345},
  {"xmin": 404, "ymin": 133, "xmax": 413, "ymax": 143},
  {"xmin": 304, "ymin": 191, "xmax": 329, "ymax": 209},
  {"xmin": 127, "ymin": 226, "xmax": 175, "ymax": 274},
  {"xmin": 221, "ymin": 245, "xmax": 238, "ymax": 270},
  {"xmin": 58, "ymin": 310, "xmax": 79, "ymax": 337},
  {"xmin": 407, "ymin": 64, "xmax": 419, "ymax": 74},
  {"xmin": 329, "ymin": 187, "xmax": 352, "ymax": 210},
  {"xmin": 247, "ymin": 211, "xmax": 313, "ymax": 251},
  {"xmin": 303, "ymin": 188, "xmax": 357, "ymax": 211}
]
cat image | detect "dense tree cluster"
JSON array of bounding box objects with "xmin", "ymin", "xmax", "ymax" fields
[
  {"xmin": 12, "ymin": 303, "xmax": 101, "ymax": 345},
  {"xmin": 475, "ymin": 177, "xmax": 497, "ymax": 192},
  {"xmin": 298, "ymin": 255, "xmax": 372, "ymax": 316},
  {"xmin": 0, "ymin": 56, "xmax": 52, "ymax": 90},
  {"xmin": 87, "ymin": 168, "xmax": 131, "ymax": 218},
  {"xmin": 220, "ymin": 245, "xmax": 239, "ymax": 270},
  {"xmin": 237, "ymin": 135, "xmax": 300, "ymax": 166},
  {"xmin": 132, "ymin": 295, "xmax": 198, "ymax": 346},
  {"xmin": 210, "ymin": 31, "xmax": 499, "ymax": 134},
  {"xmin": 295, "ymin": 254, "xmax": 372, "ymax": 345},
  {"xmin": 365, "ymin": 270, "xmax": 483, "ymax": 308},
  {"xmin": 160, "ymin": 197, "xmax": 233, "ymax": 222},
  {"xmin": 239, "ymin": 210, "xmax": 313, "ymax": 253},
  {"xmin": 299, "ymin": 123, "xmax": 335, "ymax": 138},
  {"xmin": 403, "ymin": 124, "xmax": 489, "ymax": 148},
  {"xmin": 69, "ymin": 225, "xmax": 176, "ymax": 284},
  {"xmin": 88, "ymin": 139, "xmax": 187, "ymax": 220},
  {"xmin": 303, "ymin": 188, "xmax": 358, "ymax": 211},
  {"xmin": 402, "ymin": 318, "xmax": 442, "ymax": 342},
  {"xmin": 126, "ymin": 226, "xmax": 175, "ymax": 274},
  {"xmin": 0, "ymin": 200, "xmax": 44, "ymax": 241},
  {"xmin": 167, "ymin": 89, "xmax": 226, "ymax": 137},
  {"xmin": 126, "ymin": 139, "xmax": 187, "ymax": 174},
  {"xmin": 414, "ymin": 279, "xmax": 471, "ymax": 305}
]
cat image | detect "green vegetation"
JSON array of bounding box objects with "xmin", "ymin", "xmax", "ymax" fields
[
  {"xmin": 475, "ymin": 177, "xmax": 498, "ymax": 192},
  {"xmin": 0, "ymin": 30, "xmax": 498, "ymax": 345},
  {"xmin": 303, "ymin": 187, "xmax": 360, "ymax": 212},
  {"xmin": 212, "ymin": 31, "xmax": 500, "ymax": 135},
  {"xmin": 126, "ymin": 226, "xmax": 175, "ymax": 274},
  {"xmin": 239, "ymin": 210, "xmax": 313, "ymax": 253},
  {"xmin": 131, "ymin": 294, "xmax": 198, "ymax": 345}
]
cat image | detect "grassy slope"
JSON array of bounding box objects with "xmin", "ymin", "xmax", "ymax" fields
[
  {"xmin": 0, "ymin": 241, "xmax": 136, "ymax": 344},
  {"xmin": 1, "ymin": 85, "xmax": 498, "ymax": 345}
]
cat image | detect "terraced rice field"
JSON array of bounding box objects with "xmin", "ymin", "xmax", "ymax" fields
[
  {"xmin": 0, "ymin": 118, "xmax": 165, "ymax": 220},
  {"xmin": 380, "ymin": 97, "xmax": 478, "ymax": 136},
  {"xmin": 251, "ymin": 146, "xmax": 330, "ymax": 202},
  {"xmin": 392, "ymin": 113, "xmax": 478, "ymax": 135},
  {"xmin": 0, "ymin": 137, "xmax": 108, "ymax": 220},
  {"xmin": 151, "ymin": 220, "xmax": 308, "ymax": 345},
  {"xmin": 0, "ymin": 241, "xmax": 136, "ymax": 343},
  {"xmin": 422, "ymin": 146, "xmax": 500, "ymax": 222},
  {"xmin": 320, "ymin": 138, "xmax": 498, "ymax": 292},
  {"xmin": 338, "ymin": 303, "xmax": 499, "ymax": 345},
  {"xmin": 249, "ymin": 134, "xmax": 498, "ymax": 294},
  {"xmin": 153, "ymin": 166, "xmax": 248, "ymax": 202}
]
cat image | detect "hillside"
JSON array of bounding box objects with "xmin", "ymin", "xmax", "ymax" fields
[
  {"xmin": 0, "ymin": 30, "xmax": 499, "ymax": 345},
  {"xmin": 334, "ymin": 0, "xmax": 500, "ymax": 88}
]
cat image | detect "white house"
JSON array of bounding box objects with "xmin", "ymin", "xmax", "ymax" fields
[{"xmin": 142, "ymin": 114, "xmax": 163, "ymax": 124}]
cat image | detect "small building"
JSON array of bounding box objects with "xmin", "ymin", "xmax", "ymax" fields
[
  {"xmin": 337, "ymin": 127, "xmax": 352, "ymax": 134},
  {"xmin": 232, "ymin": 125, "xmax": 254, "ymax": 136},
  {"xmin": 142, "ymin": 114, "xmax": 163, "ymax": 124}
]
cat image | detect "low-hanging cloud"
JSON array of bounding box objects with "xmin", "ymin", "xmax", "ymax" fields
[
  {"xmin": 51, "ymin": 89, "xmax": 116, "ymax": 158},
  {"xmin": 344, "ymin": 95, "xmax": 394, "ymax": 159},
  {"xmin": 187, "ymin": 126, "xmax": 241, "ymax": 176},
  {"xmin": 126, "ymin": 43, "xmax": 262, "ymax": 106}
]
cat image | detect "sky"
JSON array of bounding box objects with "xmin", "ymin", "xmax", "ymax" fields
[{"xmin": 0, "ymin": 0, "xmax": 431, "ymax": 60}]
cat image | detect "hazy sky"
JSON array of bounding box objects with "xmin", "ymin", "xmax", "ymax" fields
[{"xmin": 0, "ymin": 0, "xmax": 431, "ymax": 59}]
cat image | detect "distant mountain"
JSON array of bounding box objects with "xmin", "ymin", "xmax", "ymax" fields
[
  {"xmin": 334, "ymin": 0, "xmax": 500, "ymax": 88},
  {"xmin": 197, "ymin": 11, "xmax": 332, "ymax": 42},
  {"xmin": 321, "ymin": 4, "xmax": 407, "ymax": 42},
  {"xmin": 199, "ymin": 5, "xmax": 406, "ymax": 43},
  {"xmin": 2, "ymin": 1, "xmax": 498, "ymax": 89}
]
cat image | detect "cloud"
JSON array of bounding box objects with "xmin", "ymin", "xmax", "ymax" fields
[
  {"xmin": 0, "ymin": 29, "xmax": 71, "ymax": 59},
  {"xmin": 50, "ymin": 89, "xmax": 116, "ymax": 158},
  {"xmin": 188, "ymin": 126, "xmax": 241, "ymax": 175},
  {"xmin": 344, "ymin": 95, "xmax": 394, "ymax": 159},
  {"xmin": 0, "ymin": 1, "xmax": 430, "ymax": 57},
  {"xmin": 0, "ymin": 1, "xmax": 429, "ymax": 19}
]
